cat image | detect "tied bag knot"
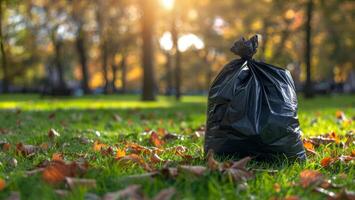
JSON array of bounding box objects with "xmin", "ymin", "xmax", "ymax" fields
[{"xmin": 230, "ymin": 35, "xmax": 259, "ymax": 60}]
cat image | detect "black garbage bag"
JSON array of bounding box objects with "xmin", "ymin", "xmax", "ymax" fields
[{"xmin": 204, "ymin": 35, "xmax": 306, "ymax": 161}]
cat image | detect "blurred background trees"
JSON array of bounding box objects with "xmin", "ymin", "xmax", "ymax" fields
[{"xmin": 0, "ymin": 0, "xmax": 353, "ymax": 99}]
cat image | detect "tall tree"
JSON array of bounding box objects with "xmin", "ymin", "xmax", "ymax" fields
[
  {"xmin": 0, "ymin": 0, "xmax": 8, "ymax": 93},
  {"xmin": 72, "ymin": 1, "xmax": 91, "ymax": 94},
  {"xmin": 141, "ymin": 0, "xmax": 156, "ymax": 101},
  {"xmin": 304, "ymin": 0, "xmax": 314, "ymax": 98}
]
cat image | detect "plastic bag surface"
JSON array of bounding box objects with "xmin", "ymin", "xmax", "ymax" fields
[{"xmin": 205, "ymin": 35, "xmax": 306, "ymax": 160}]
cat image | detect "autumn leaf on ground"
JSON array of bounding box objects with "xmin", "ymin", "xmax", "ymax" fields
[
  {"xmin": 328, "ymin": 131, "xmax": 340, "ymax": 144},
  {"xmin": 329, "ymin": 189, "xmax": 355, "ymax": 200},
  {"xmin": 0, "ymin": 178, "xmax": 5, "ymax": 191},
  {"xmin": 65, "ymin": 177, "xmax": 96, "ymax": 190},
  {"xmin": 335, "ymin": 110, "xmax": 346, "ymax": 121},
  {"xmin": 1, "ymin": 142, "xmax": 10, "ymax": 151},
  {"xmin": 153, "ymin": 187, "xmax": 176, "ymax": 200},
  {"xmin": 320, "ymin": 157, "xmax": 335, "ymax": 167},
  {"xmin": 118, "ymin": 154, "xmax": 153, "ymax": 172},
  {"xmin": 52, "ymin": 153, "xmax": 64, "ymax": 161},
  {"xmin": 224, "ymin": 168, "xmax": 254, "ymax": 182},
  {"xmin": 16, "ymin": 143, "xmax": 39, "ymax": 156},
  {"xmin": 150, "ymin": 131, "xmax": 165, "ymax": 148},
  {"xmin": 273, "ymin": 183, "xmax": 281, "ymax": 193},
  {"xmin": 48, "ymin": 128, "xmax": 60, "ymax": 139},
  {"xmin": 112, "ymin": 114, "xmax": 122, "ymax": 122},
  {"xmin": 42, "ymin": 161, "xmax": 76, "ymax": 184},
  {"xmin": 206, "ymin": 150, "xmax": 221, "ymax": 171},
  {"xmin": 93, "ymin": 141, "xmax": 107, "ymax": 152},
  {"xmin": 303, "ymin": 139, "xmax": 317, "ymax": 155},
  {"xmin": 151, "ymin": 153, "xmax": 165, "ymax": 164},
  {"xmin": 178, "ymin": 165, "xmax": 206, "ymax": 176},
  {"xmin": 115, "ymin": 148, "xmax": 126, "ymax": 159},
  {"xmin": 299, "ymin": 170, "xmax": 324, "ymax": 188},
  {"xmin": 125, "ymin": 142, "xmax": 153, "ymax": 155},
  {"xmin": 103, "ymin": 185, "xmax": 144, "ymax": 200}
]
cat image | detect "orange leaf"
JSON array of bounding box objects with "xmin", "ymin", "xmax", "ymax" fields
[
  {"xmin": 303, "ymin": 140, "xmax": 315, "ymax": 151},
  {"xmin": 116, "ymin": 148, "xmax": 126, "ymax": 159},
  {"xmin": 335, "ymin": 110, "xmax": 346, "ymax": 120},
  {"xmin": 42, "ymin": 161, "xmax": 76, "ymax": 184},
  {"xmin": 2, "ymin": 143, "xmax": 10, "ymax": 151},
  {"xmin": 299, "ymin": 170, "xmax": 324, "ymax": 188},
  {"xmin": 150, "ymin": 131, "xmax": 164, "ymax": 148},
  {"xmin": 273, "ymin": 183, "xmax": 281, "ymax": 193},
  {"xmin": 118, "ymin": 154, "xmax": 153, "ymax": 171},
  {"xmin": 320, "ymin": 157, "xmax": 334, "ymax": 167},
  {"xmin": 352, "ymin": 150, "xmax": 355, "ymax": 157},
  {"xmin": 52, "ymin": 153, "xmax": 64, "ymax": 161},
  {"xmin": 0, "ymin": 178, "xmax": 5, "ymax": 191},
  {"xmin": 329, "ymin": 131, "xmax": 340, "ymax": 143},
  {"xmin": 125, "ymin": 142, "xmax": 152, "ymax": 155},
  {"xmin": 157, "ymin": 128, "xmax": 166, "ymax": 136},
  {"xmin": 93, "ymin": 141, "xmax": 107, "ymax": 152}
]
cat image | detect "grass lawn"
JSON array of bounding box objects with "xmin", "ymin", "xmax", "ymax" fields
[{"xmin": 0, "ymin": 94, "xmax": 354, "ymax": 200}]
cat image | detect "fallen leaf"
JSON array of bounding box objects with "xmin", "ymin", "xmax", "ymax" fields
[
  {"xmin": 125, "ymin": 142, "xmax": 152, "ymax": 155},
  {"xmin": 206, "ymin": 150, "xmax": 221, "ymax": 171},
  {"xmin": 48, "ymin": 112, "xmax": 56, "ymax": 120},
  {"xmin": 338, "ymin": 155, "xmax": 354, "ymax": 163},
  {"xmin": 113, "ymin": 114, "xmax": 122, "ymax": 122},
  {"xmin": 52, "ymin": 153, "xmax": 64, "ymax": 161},
  {"xmin": 153, "ymin": 187, "xmax": 176, "ymax": 200},
  {"xmin": 151, "ymin": 153, "xmax": 165, "ymax": 164},
  {"xmin": 284, "ymin": 195, "xmax": 301, "ymax": 200},
  {"xmin": 335, "ymin": 110, "xmax": 346, "ymax": 120},
  {"xmin": 303, "ymin": 139, "xmax": 318, "ymax": 155},
  {"xmin": 16, "ymin": 143, "xmax": 39, "ymax": 156},
  {"xmin": 1, "ymin": 142, "xmax": 10, "ymax": 151},
  {"xmin": 329, "ymin": 131, "xmax": 340, "ymax": 144},
  {"xmin": 178, "ymin": 165, "xmax": 206, "ymax": 176},
  {"xmin": 40, "ymin": 143, "xmax": 49, "ymax": 150},
  {"xmin": 0, "ymin": 178, "xmax": 5, "ymax": 191},
  {"xmin": 48, "ymin": 128, "xmax": 60, "ymax": 139},
  {"xmin": 299, "ymin": 170, "xmax": 324, "ymax": 188},
  {"xmin": 115, "ymin": 148, "xmax": 126, "ymax": 159},
  {"xmin": 103, "ymin": 185, "xmax": 144, "ymax": 200},
  {"xmin": 320, "ymin": 157, "xmax": 335, "ymax": 167},
  {"xmin": 93, "ymin": 141, "xmax": 107, "ymax": 152},
  {"xmin": 118, "ymin": 154, "xmax": 153, "ymax": 172},
  {"xmin": 42, "ymin": 161, "xmax": 75, "ymax": 184},
  {"xmin": 150, "ymin": 131, "xmax": 164, "ymax": 148},
  {"xmin": 231, "ymin": 157, "xmax": 252, "ymax": 169},
  {"xmin": 160, "ymin": 167, "xmax": 178, "ymax": 179},
  {"xmin": 65, "ymin": 177, "xmax": 97, "ymax": 190},
  {"xmin": 224, "ymin": 168, "xmax": 254, "ymax": 182}
]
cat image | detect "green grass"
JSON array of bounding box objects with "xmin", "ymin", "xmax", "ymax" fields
[{"xmin": 0, "ymin": 94, "xmax": 354, "ymax": 200}]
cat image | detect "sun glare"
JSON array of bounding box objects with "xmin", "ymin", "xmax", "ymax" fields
[
  {"xmin": 161, "ymin": 0, "xmax": 175, "ymax": 10},
  {"xmin": 159, "ymin": 32, "xmax": 173, "ymax": 51}
]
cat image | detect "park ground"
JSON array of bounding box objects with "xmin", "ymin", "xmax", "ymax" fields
[{"xmin": 0, "ymin": 94, "xmax": 354, "ymax": 200}]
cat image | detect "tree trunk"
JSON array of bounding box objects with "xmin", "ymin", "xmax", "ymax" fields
[
  {"xmin": 0, "ymin": 1, "xmax": 9, "ymax": 93},
  {"xmin": 53, "ymin": 37, "xmax": 66, "ymax": 89},
  {"xmin": 304, "ymin": 0, "xmax": 314, "ymax": 98},
  {"xmin": 76, "ymin": 28, "xmax": 90, "ymax": 94},
  {"xmin": 141, "ymin": 0, "xmax": 156, "ymax": 101},
  {"xmin": 120, "ymin": 54, "xmax": 127, "ymax": 93},
  {"xmin": 101, "ymin": 42, "xmax": 109, "ymax": 94},
  {"xmin": 165, "ymin": 52, "xmax": 173, "ymax": 96},
  {"xmin": 111, "ymin": 55, "xmax": 117, "ymax": 92},
  {"xmin": 171, "ymin": 12, "xmax": 181, "ymax": 100}
]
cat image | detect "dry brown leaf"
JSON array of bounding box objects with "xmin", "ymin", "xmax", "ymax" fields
[
  {"xmin": 118, "ymin": 154, "xmax": 153, "ymax": 172},
  {"xmin": 336, "ymin": 110, "xmax": 346, "ymax": 120},
  {"xmin": 125, "ymin": 142, "xmax": 152, "ymax": 155},
  {"xmin": 0, "ymin": 178, "xmax": 5, "ymax": 191},
  {"xmin": 231, "ymin": 157, "xmax": 252, "ymax": 169},
  {"xmin": 206, "ymin": 150, "xmax": 220, "ymax": 171},
  {"xmin": 151, "ymin": 153, "xmax": 165, "ymax": 164},
  {"xmin": 65, "ymin": 177, "xmax": 97, "ymax": 190},
  {"xmin": 160, "ymin": 167, "xmax": 178, "ymax": 179},
  {"xmin": 48, "ymin": 128, "xmax": 60, "ymax": 139},
  {"xmin": 1, "ymin": 142, "xmax": 10, "ymax": 151},
  {"xmin": 103, "ymin": 185, "xmax": 144, "ymax": 200},
  {"xmin": 338, "ymin": 155, "xmax": 354, "ymax": 163},
  {"xmin": 42, "ymin": 161, "xmax": 76, "ymax": 184},
  {"xmin": 329, "ymin": 131, "xmax": 340, "ymax": 144},
  {"xmin": 299, "ymin": 170, "xmax": 324, "ymax": 188},
  {"xmin": 273, "ymin": 183, "xmax": 281, "ymax": 193},
  {"xmin": 16, "ymin": 143, "xmax": 39, "ymax": 156},
  {"xmin": 153, "ymin": 187, "xmax": 176, "ymax": 200},
  {"xmin": 224, "ymin": 168, "xmax": 254, "ymax": 182},
  {"xmin": 150, "ymin": 131, "xmax": 165, "ymax": 148},
  {"xmin": 178, "ymin": 165, "xmax": 206, "ymax": 176}
]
